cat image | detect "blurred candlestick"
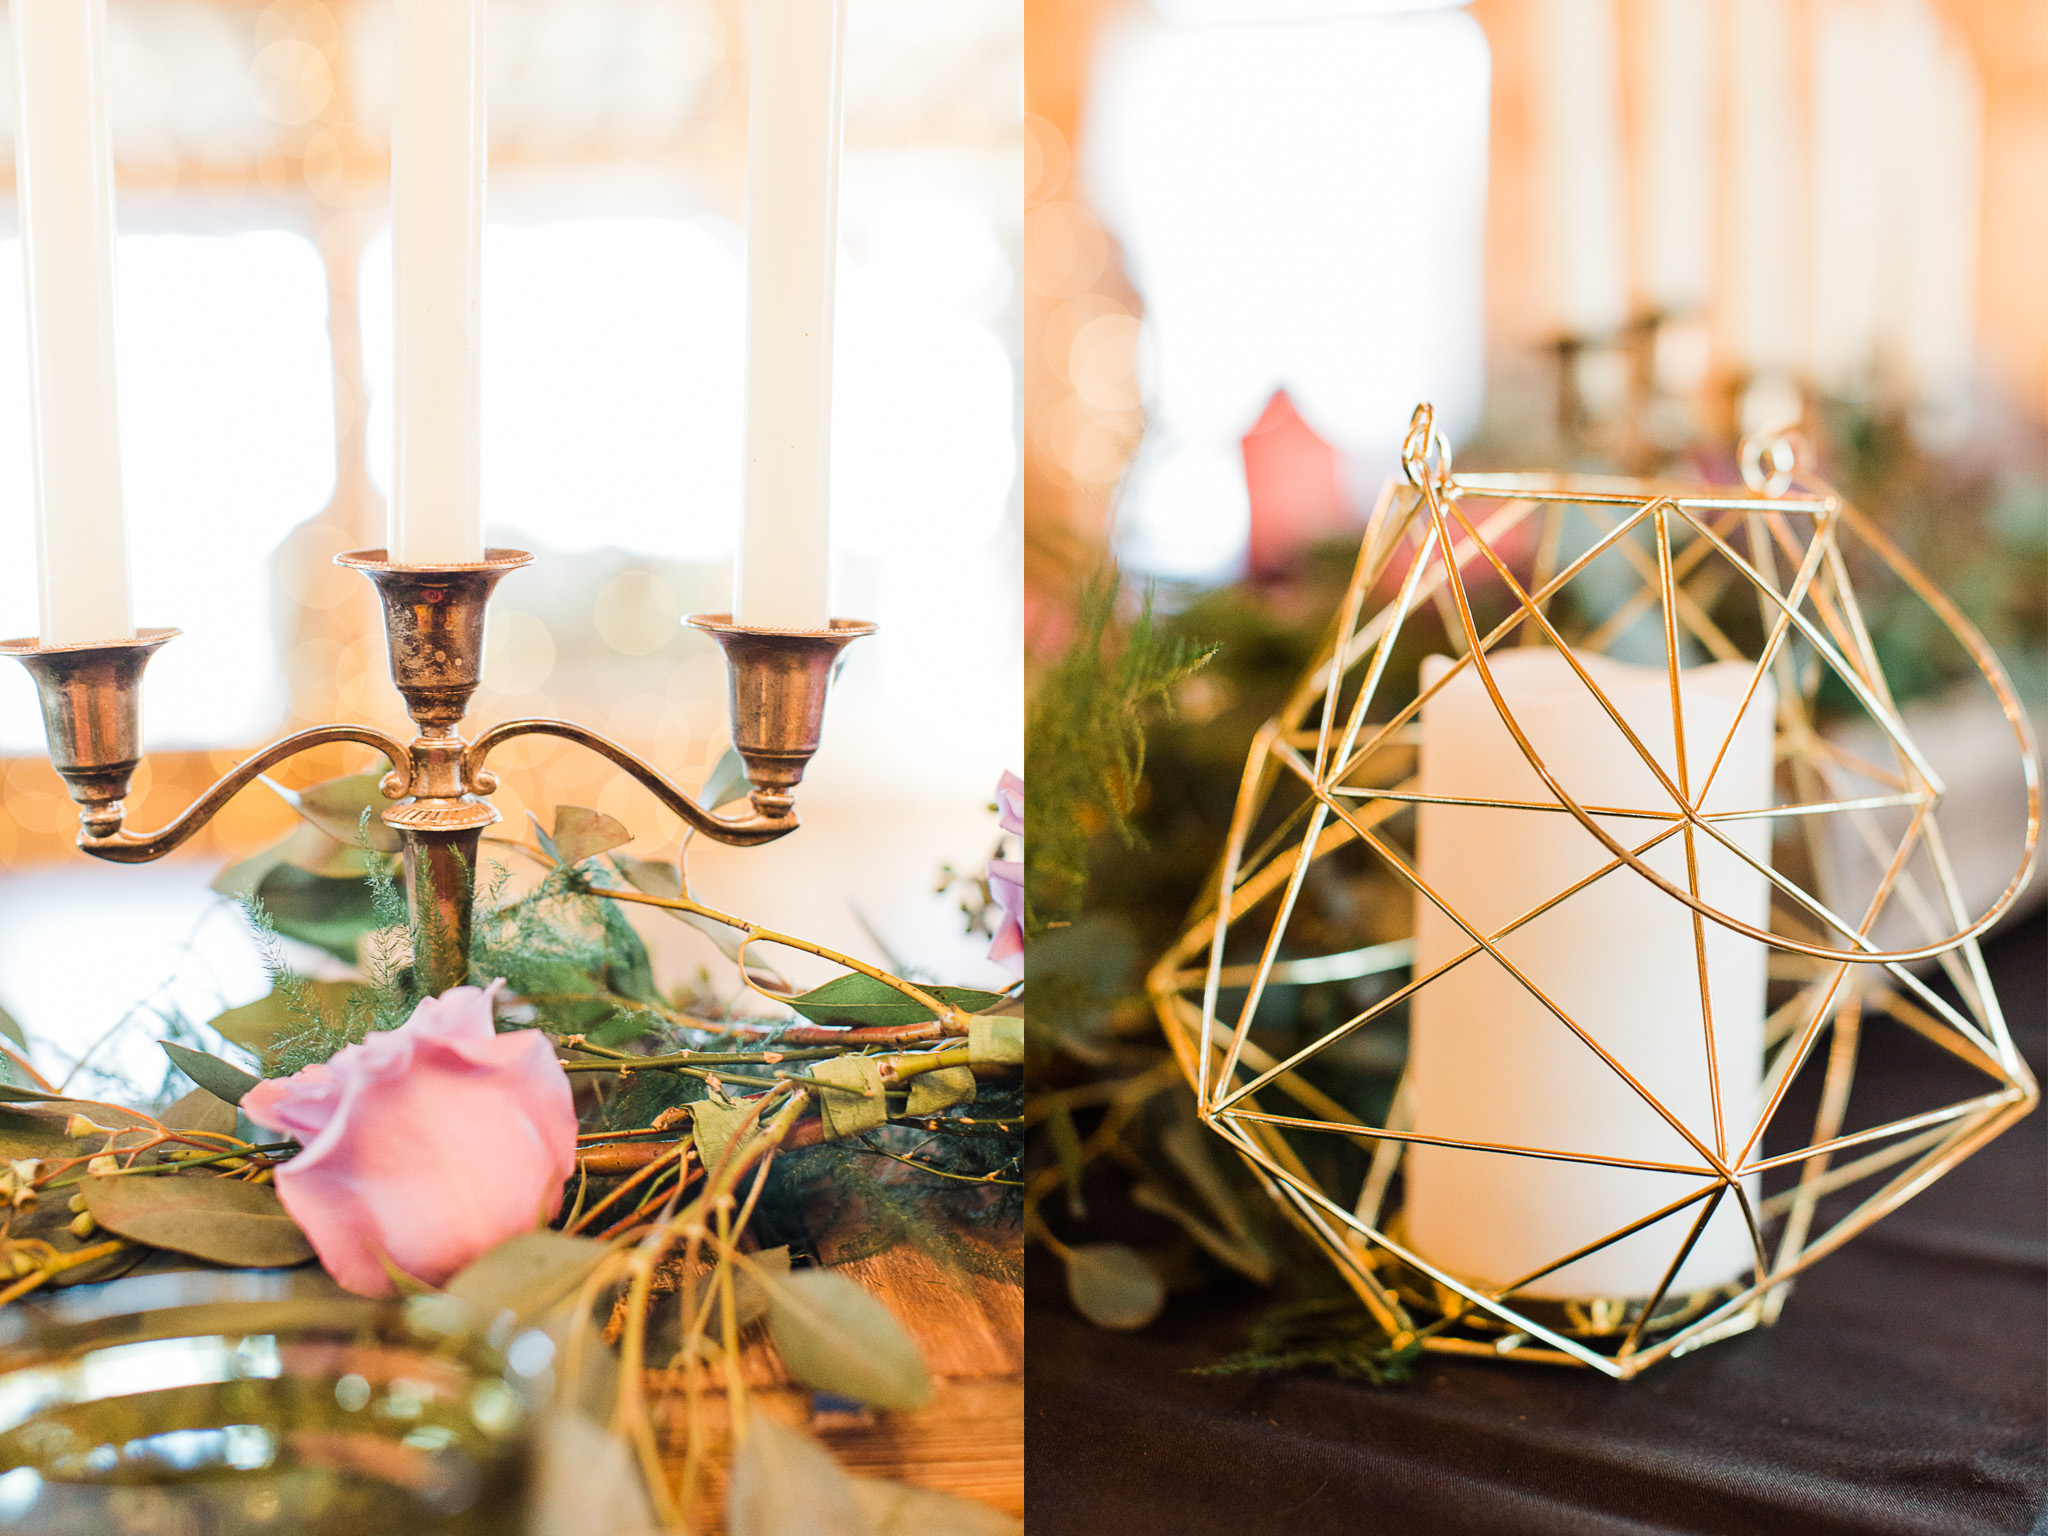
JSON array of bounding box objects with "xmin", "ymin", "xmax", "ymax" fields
[
  {"xmin": 736, "ymin": 0, "xmax": 846, "ymax": 630},
  {"xmin": 10, "ymin": 0, "xmax": 134, "ymax": 646},
  {"xmin": 1634, "ymin": 0, "xmax": 1715, "ymax": 316},
  {"xmin": 390, "ymin": 0, "xmax": 486, "ymax": 565},
  {"xmin": 1723, "ymin": 0, "xmax": 1801, "ymax": 380},
  {"xmin": 1538, "ymin": 0, "xmax": 1629, "ymax": 339}
]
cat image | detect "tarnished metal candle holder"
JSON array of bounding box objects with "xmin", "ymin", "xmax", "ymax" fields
[
  {"xmin": 1147, "ymin": 404, "xmax": 2039, "ymax": 1378},
  {"xmin": 1, "ymin": 549, "xmax": 874, "ymax": 995}
]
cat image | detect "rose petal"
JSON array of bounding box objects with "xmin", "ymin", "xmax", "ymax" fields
[
  {"xmin": 398, "ymin": 980, "xmax": 503, "ymax": 1044},
  {"xmin": 988, "ymin": 910, "xmax": 1024, "ymax": 975},
  {"xmin": 995, "ymin": 771, "xmax": 1023, "ymax": 838}
]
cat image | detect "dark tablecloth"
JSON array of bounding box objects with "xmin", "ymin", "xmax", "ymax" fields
[{"xmin": 1025, "ymin": 911, "xmax": 2048, "ymax": 1536}]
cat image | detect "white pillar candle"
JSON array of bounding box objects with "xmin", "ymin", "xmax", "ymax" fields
[
  {"xmin": 734, "ymin": 0, "xmax": 846, "ymax": 630},
  {"xmin": 390, "ymin": 0, "xmax": 486, "ymax": 566},
  {"xmin": 1406, "ymin": 648, "xmax": 1775, "ymax": 1300},
  {"xmin": 10, "ymin": 0, "xmax": 133, "ymax": 646}
]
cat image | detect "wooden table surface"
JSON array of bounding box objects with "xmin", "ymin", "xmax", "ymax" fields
[{"xmin": 655, "ymin": 1217, "xmax": 1024, "ymax": 1531}]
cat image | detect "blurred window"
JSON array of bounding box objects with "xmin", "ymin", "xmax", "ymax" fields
[
  {"xmin": 1083, "ymin": 4, "xmax": 1489, "ymax": 583},
  {"xmin": 362, "ymin": 216, "xmax": 746, "ymax": 563}
]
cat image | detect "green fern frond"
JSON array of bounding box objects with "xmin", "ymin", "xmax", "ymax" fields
[{"xmin": 1025, "ymin": 568, "xmax": 1215, "ymax": 935}]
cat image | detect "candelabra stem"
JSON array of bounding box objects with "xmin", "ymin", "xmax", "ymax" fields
[{"xmin": 404, "ymin": 825, "xmax": 483, "ymax": 996}]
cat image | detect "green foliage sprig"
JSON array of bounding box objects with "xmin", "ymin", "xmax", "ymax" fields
[
  {"xmin": 1195, "ymin": 1297, "xmax": 1422, "ymax": 1387},
  {"xmin": 1024, "ymin": 567, "xmax": 1216, "ymax": 937}
]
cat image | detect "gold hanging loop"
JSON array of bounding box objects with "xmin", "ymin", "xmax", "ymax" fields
[
  {"xmin": 1400, "ymin": 403, "xmax": 1454, "ymax": 494},
  {"xmin": 1739, "ymin": 430, "xmax": 1798, "ymax": 497}
]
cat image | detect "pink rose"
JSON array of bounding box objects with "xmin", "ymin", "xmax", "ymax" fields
[
  {"xmin": 995, "ymin": 770, "xmax": 1023, "ymax": 838},
  {"xmin": 988, "ymin": 771, "xmax": 1024, "ymax": 976},
  {"xmin": 242, "ymin": 981, "xmax": 576, "ymax": 1297},
  {"xmin": 988, "ymin": 856, "xmax": 1023, "ymax": 976}
]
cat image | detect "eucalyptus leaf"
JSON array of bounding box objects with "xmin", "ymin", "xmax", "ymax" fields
[
  {"xmin": 0, "ymin": 1118, "xmax": 87, "ymax": 1164},
  {"xmin": 852, "ymin": 1480, "xmax": 1021, "ymax": 1536},
  {"xmin": 690, "ymin": 1096, "xmax": 754, "ymax": 1171},
  {"xmin": 727, "ymin": 1407, "xmax": 871, "ymax": 1536},
  {"xmin": 206, "ymin": 981, "xmax": 367, "ymax": 1053},
  {"xmin": 537, "ymin": 1303, "xmax": 620, "ymax": 1422},
  {"xmin": 786, "ymin": 974, "xmax": 1003, "ymax": 1030},
  {"xmin": 699, "ymin": 746, "xmax": 750, "ymax": 814},
  {"xmin": 690, "ymin": 1244, "xmax": 790, "ymax": 1332},
  {"xmin": 160, "ymin": 1087, "xmax": 238, "ymax": 1139},
  {"xmin": 485, "ymin": 859, "xmax": 664, "ymax": 1034},
  {"xmin": 212, "ymin": 837, "xmax": 295, "ymax": 904},
  {"xmin": 374, "ymin": 1248, "xmax": 436, "ymax": 1295},
  {"xmin": 809, "ymin": 1055, "xmax": 887, "ymax": 1140},
  {"xmin": 446, "ymin": 1230, "xmax": 611, "ymax": 1325},
  {"xmin": 528, "ymin": 810, "xmax": 566, "ymax": 865},
  {"xmin": 614, "ymin": 855, "xmax": 682, "ymax": 900},
  {"xmin": 0, "ymin": 1081, "xmax": 76, "ymax": 1105},
  {"xmin": 903, "ymin": 1066, "xmax": 975, "ymax": 1116},
  {"xmin": 551, "ymin": 806, "xmax": 632, "ymax": 866},
  {"xmin": 763, "ymin": 1267, "xmax": 933, "ymax": 1411},
  {"xmin": 161, "ymin": 1042, "xmax": 261, "ymax": 1106},
  {"xmin": 966, "ymin": 1016, "xmax": 1024, "ymax": 1067},
  {"xmin": 526, "ymin": 1408, "xmax": 665, "ymax": 1536},
  {"xmin": 4, "ymin": 1158, "xmax": 140, "ymax": 1286},
  {"xmin": 81, "ymin": 1173, "xmax": 314, "ymax": 1267},
  {"xmin": 1063, "ymin": 1243, "xmax": 1164, "ymax": 1331},
  {"xmin": 252, "ymin": 863, "xmax": 383, "ymax": 964},
  {"xmin": 0, "ymin": 1009, "xmax": 30, "ymax": 1091},
  {"xmin": 281, "ymin": 826, "xmax": 375, "ymax": 881},
  {"xmin": 1129, "ymin": 1183, "xmax": 1272, "ymax": 1284},
  {"xmin": 0, "ymin": 1101, "xmax": 156, "ymax": 1140},
  {"xmin": 1046, "ymin": 1101, "xmax": 1085, "ymax": 1219},
  {"xmin": 290, "ymin": 769, "xmax": 402, "ymax": 853},
  {"xmin": 215, "ymin": 823, "xmax": 373, "ymax": 902}
]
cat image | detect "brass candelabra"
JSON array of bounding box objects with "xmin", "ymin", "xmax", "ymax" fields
[{"xmin": 0, "ymin": 549, "xmax": 874, "ymax": 995}]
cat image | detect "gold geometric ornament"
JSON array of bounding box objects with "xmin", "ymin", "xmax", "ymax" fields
[{"xmin": 1145, "ymin": 404, "xmax": 2040, "ymax": 1377}]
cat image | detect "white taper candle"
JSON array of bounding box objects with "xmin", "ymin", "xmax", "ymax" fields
[
  {"xmin": 390, "ymin": 0, "xmax": 487, "ymax": 566},
  {"xmin": 1406, "ymin": 648, "xmax": 1775, "ymax": 1300},
  {"xmin": 10, "ymin": 0, "xmax": 133, "ymax": 646},
  {"xmin": 735, "ymin": 0, "xmax": 846, "ymax": 630}
]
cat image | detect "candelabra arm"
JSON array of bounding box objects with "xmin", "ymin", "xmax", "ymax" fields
[
  {"xmin": 465, "ymin": 721, "xmax": 796, "ymax": 846},
  {"xmin": 75, "ymin": 725, "xmax": 414, "ymax": 864}
]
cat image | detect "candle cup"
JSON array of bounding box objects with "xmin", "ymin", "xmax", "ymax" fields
[
  {"xmin": 685, "ymin": 615, "xmax": 876, "ymax": 819},
  {"xmin": 0, "ymin": 629, "xmax": 179, "ymax": 839},
  {"xmin": 336, "ymin": 549, "xmax": 533, "ymax": 735}
]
